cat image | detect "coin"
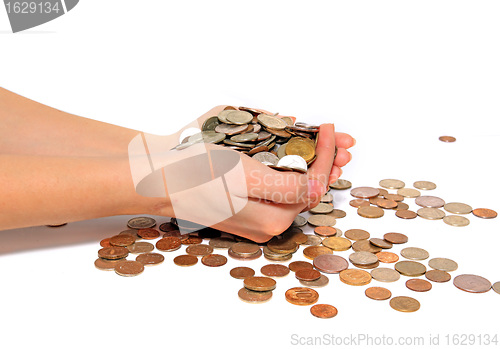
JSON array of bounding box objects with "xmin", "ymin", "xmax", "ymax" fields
[
  {"xmin": 285, "ymin": 137, "xmax": 316, "ymax": 162},
  {"xmin": 312, "ymin": 256, "xmax": 345, "ymax": 274},
  {"xmin": 371, "ymin": 268, "xmax": 401, "ymax": 282},
  {"xmin": 285, "ymin": 287, "xmax": 319, "ymax": 306},
  {"xmin": 261, "ymin": 264, "xmax": 290, "ymax": 278},
  {"xmin": 492, "ymin": 282, "xmax": 500, "ymax": 294},
  {"xmin": 401, "ymin": 247, "xmax": 429, "ymax": 260},
  {"xmin": 413, "ymin": 180, "xmax": 437, "ymax": 190},
  {"xmin": 379, "ymin": 179, "xmax": 405, "ymax": 189},
  {"xmin": 310, "ymin": 304, "xmax": 338, "ymax": 319},
  {"xmin": 292, "ymin": 215, "xmax": 307, "ymax": 227},
  {"xmin": 186, "ymin": 244, "xmax": 214, "ymax": 256},
  {"xmin": 322, "ymin": 236, "xmax": 352, "ymax": 251},
  {"xmin": 395, "ymin": 261, "xmax": 427, "ymax": 277},
  {"xmin": 226, "ymin": 110, "xmax": 253, "ymax": 125},
  {"xmin": 266, "ymin": 238, "xmax": 297, "ymax": 254},
  {"xmin": 351, "ymin": 240, "xmax": 382, "ymax": 253},
  {"xmin": 384, "ymin": 232, "xmax": 408, "ymax": 244},
  {"xmin": 136, "ymin": 252, "xmax": 164, "ymax": 266},
  {"xmin": 444, "ymin": 202, "xmax": 473, "ymax": 214},
  {"xmin": 369, "ymin": 238, "xmax": 392, "ymax": 249},
  {"xmin": 201, "ymin": 254, "xmax": 228, "ymax": 267},
  {"xmin": 350, "ymin": 187, "xmax": 380, "ymax": 199},
  {"xmin": 376, "ymin": 251, "xmax": 399, "ymax": 263},
  {"xmin": 215, "ymin": 123, "xmax": 248, "ymax": 135},
  {"xmin": 282, "ymin": 229, "xmax": 308, "ymax": 245},
  {"xmin": 406, "ymin": 278, "xmax": 432, "ymax": 292},
  {"xmin": 229, "ymin": 248, "xmax": 263, "ymax": 261},
  {"xmin": 352, "ymin": 261, "xmax": 379, "ymax": 270},
  {"xmin": 98, "ymin": 246, "xmax": 129, "ymax": 260},
  {"xmin": 209, "ymin": 237, "xmax": 236, "ymax": 249},
  {"xmin": 428, "ymin": 257, "xmax": 458, "ymax": 272},
  {"xmin": 127, "ymin": 217, "xmax": 156, "ymax": 229},
  {"xmin": 162, "ymin": 230, "xmax": 181, "ymax": 238},
  {"xmin": 158, "ymin": 222, "xmax": 177, "ymax": 232},
  {"xmin": 100, "ymin": 238, "xmax": 112, "ymax": 248},
  {"xmin": 217, "ymin": 109, "xmax": 235, "ymax": 123},
  {"xmin": 439, "ymin": 135, "xmax": 456, "ymax": 142},
  {"xmin": 395, "ymin": 210, "xmax": 417, "ymax": 219},
  {"xmin": 314, "ymin": 226, "xmax": 337, "ymax": 237},
  {"xmin": 320, "ymin": 193, "xmax": 334, "ymax": 203},
  {"xmin": 304, "ymin": 235, "xmax": 323, "ymax": 246},
  {"xmin": 417, "ymin": 207, "xmax": 446, "ymax": 220},
  {"xmin": 257, "ymin": 113, "xmax": 287, "ymax": 130},
  {"xmin": 303, "ymin": 246, "xmax": 333, "ymax": 260},
  {"xmin": 119, "ymin": 229, "xmax": 141, "ymax": 241},
  {"xmin": 375, "ymin": 198, "xmax": 398, "ymax": 209},
  {"xmin": 229, "ymin": 267, "xmax": 255, "ymax": 279},
  {"xmin": 180, "ymin": 235, "xmax": 203, "ymax": 245},
  {"xmin": 295, "ymin": 269, "xmax": 321, "ymax": 282},
  {"xmin": 238, "ymin": 288, "xmax": 273, "ymax": 304},
  {"xmin": 394, "ymin": 202, "xmax": 410, "ymax": 211},
  {"xmin": 357, "ymin": 206, "xmax": 384, "ymax": 218},
  {"xmin": 309, "ymin": 203, "xmax": 334, "ymax": 214},
  {"xmin": 390, "ymin": 296, "xmax": 420, "ymax": 312},
  {"xmin": 472, "ymin": 208, "xmax": 497, "ymax": 219},
  {"xmin": 244, "ymin": 276, "xmax": 276, "ymax": 292},
  {"xmin": 349, "ymin": 251, "xmax": 378, "ymax": 266},
  {"xmin": 289, "ymin": 261, "xmax": 314, "ymax": 272},
  {"xmin": 230, "ymin": 133, "xmax": 258, "ymax": 143},
  {"xmin": 339, "ymin": 269, "xmax": 372, "ymax": 286},
  {"xmin": 397, "ymin": 188, "xmax": 421, "ymax": 198},
  {"xmin": 443, "ymin": 215, "xmax": 470, "ymax": 227},
  {"xmin": 156, "ymin": 237, "xmax": 181, "ymax": 252},
  {"xmin": 415, "ymin": 196, "xmax": 445, "ymax": 208},
  {"xmin": 327, "ymin": 209, "xmax": 347, "ymax": 219},
  {"xmin": 137, "ymin": 228, "xmax": 160, "ymax": 240},
  {"xmin": 201, "ymin": 116, "xmax": 219, "ymax": 131},
  {"xmin": 453, "ymin": 274, "xmax": 492, "ymax": 293},
  {"xmin": 308, "ymin": 215, "xmax": 336, "ymax": 227},
  {"xmin": 114, "ymin": 260, "xmax": 144, "ymax": 277},
  {"xmin": 109, "ymin": 234, "xmax": 135, "ymax": 247},
  {"xmin": 425, "ymin": 269, "xmax": 451, "ymax": 283},
  {"xmin": 300, "ymin": 274, "xmax": 330, "ymax": 288},
  {"xmin": 330, "ymin": 179, "xmax": 352, "ymax": 190},
  {"xmin": 173, "ymin": 254, "xmax": 198, "ymax": 267},
  {"xmin": 349, "ymin": 199, "xmax": 370, "ymax": 208},
  {"xmin": 365, "ymin": 287, "xmax": 392, "ymax": 300},
  {"xmin": 252, "ymin": 151, "xmax": 279, "ymax": 165},
  {"xmin": 345, "ymin": 229, "xmax": 370, "ymax": 241},
  {"xmin": 94, "ymin": 258, "xmax": 123, "ymax": 271}
]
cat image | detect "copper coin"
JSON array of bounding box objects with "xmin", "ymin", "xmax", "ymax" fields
[
  {"xmin": 365, "ymin": 287, "xmax": 392, "ymax": 300},
  {"xmin": 376, "ymin": 198, "xmax": 398, "ymax": 209},
  {"xmin": 351, "ymin": 240, "xmax": 382, "ymax": 253},
  {"xmin": 492, "ymin": 282, "xmax": 500, "ymax": 294},
  {"xmin": 159, "ymin": 222, "xmax": 178, "ymax": 232},
  {"xmin": 238, "ymin": 288, "xmax": 273, "ymax": 304},
  {"xmin": 180, "ymin": 235, "xmax": 203, "ymax": 245},
  {"xmin": 425, "ymin": 269, "xmax": 451, "ymax": 283},
  {"xmin": 310, "ymin": 304, "xmax": 338, "ymax": 319},
  {"xmin": 109, "ymin": 234, "xmax": 136, "ymax": 247},
  {"xmin": 300, "ymin": 274, "xmax": 329, "ymax": 288},
  {"xmin": 314, "ymin": 226, "xmax": 337, "ymax": 237},
  {"xmin": 350, "ymin": 199, "xmax": 370, "ymax": 208},
  {"xmin": 285, "ymin": 287, "xmax": 319, "ymax": 306},
  {"xmin": 339, "ymin": 269, "xmax": 372, "ymax": 286},
  {"xmin": 327, "ymin": 209, "xmax": 347, "ymax": 219},
  {"xmin": 396, "ymin": 210, "xmax": 417, "ymax": 219},
  {"xmin": 369, "ymin": 196, "xmax": 382, "ymax": 205},
  {"xmin": 453, "ymin": 274, "xmax": 492, "ymax": 293},
  {"xmin": 94, "ymin": 258, "xmax": 124, "ymax": 271},
  {"xmin": 230, "ymin": 266, "xmax": 255, "ymax": 279},
  {"xmin": 229, "ymin": 248, "xmax": 263, "ymax": 261},
  {"xmin": 127, "ymin": 241, "xmax": 155, "ymax": 254},
  {"xmin": 345, "ymin": 229, "xmax": 370, "ymax": 241},
  {"xmin": 352, "ymin": 261, "xmax": 380, "ymax": 270},
  {"xmin": 383, "ymin": 232, "xmax": 408, "ymax": 244},
  {"xmin": 369, "ymin": 238, "xmax": 392, "ymax": 249},
  {"xmin": 266, "ymin": 238, "xmax": 297, "ymax": 254},
  {"xmin": 98, "ymin": 246, "xmax": 129, "ymax": 260},
  {"xmin": 406, "ymin": 278, "xmax": 432, "ymax": 292},
  {"xmin": 394, "ymin": 202, "xmax": 410, "ymax": 211},
  {"xmin": 303, "ymin": 246, "xmax": 333, "ymax": 260},
  {"xmin": 350, "ymin": 187, "xmax": 380, "ymax": 199},
  {"xmin": 209, "ymin": 237, "xmax": 236, "ymax": 249},
  {"xmin": 401, "ymin": 247, "xmax": 429, "ymax": 260},
  {"xmin": 114, "ymin": 260, "xmax": 145, "ymax": 277},
  {"xmin": 289, "ymin": 261, "xmax": 314, "ymax": 272},
  {"xmin": 415, "ymin": 195, "xmax": 445, "ymax": 208},
  {"xmin": 377, "ymin": 188, "xmax": 389, "ymax": 197},
  {"xmin": 137, "ymin": 228, "xmax": 160, "ymax": 240},
  {"xmin": 439, "ymin": 135, "xmax": 456, "ymax": 142},
  {"xmin": 390, "ymin": 296, "xmax": 420, "ymax": 312},
  {"xmin": 283, "ymin": 228, "xmax": 308, "ymax": 244},
  {"xmin": 357, "ymin": 206, "xmax": 384, "ymax": 218},
  {"xmin": 413, "ymin": 180, "xmax": 437, "ymax": 190},
  {"xmin": 201, "ymin": 254, "xmax": 228, "ymax": 267},
  {"xmin": 472, "ymin": 208, "xmax": 497, "ymax": 219},
  {"xmin": 244, "ymin": 276, "xmax": 276, "ymax": 292},
  {"xmin": 330, "ymin": 179, "xmax": 352, "ymax": 190},
  {"xmin": 186, "ymin": 244, "xmax": 214, "ymax": 256},
  {"xmin": 295, "ymin": 268, "xmax": 321, "ymax": 282},
  {"xmin": 376, "ymin": 251, "xmax": 399, "ymax": 263},
  {"xmin": 322, "ymin": 236, "xmax": 352, "ymax": 251},
  {"xmin": 371, "ymin": 267, "xmax": 400, "ymax": 282},
  {"xmin": 119, "ymin": 230, "xmax": 141, "ymax": 241},
  {"xmin": 127, "ymin": 217, "xmax": 156, "ymax": 229},
  {"xmin": 313, "ymin": 254, "xmax": 349, "ymax": 274},
  {"xmin": 395, "ymin": 261, "xmax": 427, "ymax": 277},
  {"xmin": 307, "ymin": 215, "xmax": 337, "ymax": 227},
  {"xmin": 397, "ymin": 188, "xmax": 421, "ymax": 198},
  {"xmin": 100, "ymin": 238, "xmax": 112, "ymax": 248},
  {"xmin": 162, "ymin": 230, "xmax": 181, "ymax": 238},
  {"xmin": 428, "ymin": 257, "xmax": 458, "ymax": 272},
  {"xmin": 173, "ymin": 254, "xmax": 198, "ymax": 267},
  {"xmin": 136, "ymin": 252, "xmax": 165, "ymax": 266},
  {"xmin": 156, "ymin": 237, "xmax": 181, "ymax": 252},
  {"xmin": 417, "ymin": 207, "xmax": 446, "ymax": 220},
  {"xmin": 261, "ymin": 264, "xmax": 290, "ymax": 278}
]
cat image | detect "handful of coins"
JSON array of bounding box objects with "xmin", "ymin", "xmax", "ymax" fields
[{"xmin": 176, "ymin": 106, "xmax": 322, "ymax": 174}]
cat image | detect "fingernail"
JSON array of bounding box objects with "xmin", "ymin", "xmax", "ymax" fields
[{"xmin": 352, "ymin": 138, "xmax": 357, "ymax": 146}]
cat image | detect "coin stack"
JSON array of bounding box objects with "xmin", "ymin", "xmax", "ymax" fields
[{"xmin": 177, "ymin": 106, "xmax": 321, "ymax": 173}]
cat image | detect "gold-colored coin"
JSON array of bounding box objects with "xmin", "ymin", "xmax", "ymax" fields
[
  {"xmin": 443, "ymin": 202, "xmax": 473, "ymax": 214},
  {"xmin": 303, "ymin": 246, "xmax": 333, "ymax": 260},
  {"xmin": 390, "ymin": 296, "xmax": 420, "ymax": 312},
  {"xmin": 357, "ymin": 206, "xmax": 384, "ymax": 218},
  {"xmin": 345, "ymin": 229, "xmax": 370, "ymax": 241},
  {"xmin": 370, "ymin": 267, "xmax": 401, "ymax": 282},
  {"xmin": 307, "ymin": 214, "xmax": 336, "ymax": 227},
  {"xmin": 400, "ymin": 247, "xmax": 429, "ymax": 260},
  {"xmin": 257, "ymin": 113, "xmax": 288, "ymax": 130},
  {"xmin": 443, "ymin": 215, "xmax": 470, "ymax": 227},
  {"xmin": 339, "ymin": 269, "xmax": 372, "ymax": 286},
  {"xmin": 351, "ymin": 240, "xmax": 382, "ymax": 253},
  {"xmin": 299, "ymin": 274, "xmax": 330, "ymax": 288},
  {"xmin": 329, "ymin": 179, "xmax": 352, "ymax": 190},
  {"xmin": 244, "ymin": 276, "xmax": 276, "ymax": 292},
  {"xmin": 417, "ymin": 207, "xmax": 445, "ymax": 220},
  {"xmin": 397, "ymin": 188, "xmax": 421, "ymax": 198},
  {"xmin": 238, "ymin": 288, "xmax": 273, "ymax": 304},
  {"xmin": 379, "ymin": 179, "xmax": 405, "ymax": 189},
  {"xmin": 413, "ymin": 180, "xmax": 437, "ymax": 190},
  {"xmin": 285, "ymin": 137, "xmax": 316, "ymax": 162},
  {"xmin": 226, "ymin": 110, "xmax": 253, "ymax": 125},
  {"xmin": 395, "ymin": 261, "xmax": 427, "ymax": 276},
  {"xmin": 309, "ymin": 203, "xmax": 334, "ymax": 214},
  {"xmin": 428, "ymin": 257, "xmax": 458, "ymax": 272},
  {"xmin": 267, "ymin": 238, "xmax": 298, "ymax": 254},
  {"xmin": 322, "ymin": 236, "xmax": 352, "ymax": 251}
]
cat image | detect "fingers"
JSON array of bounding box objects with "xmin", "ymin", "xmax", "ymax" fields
[
  {"xmin": 333, "ymin": 147, "xmax": 352, "ymax": 168},
  {"xmin": 335, "ymin": 132, "xmax": 356, "ymax": 149}
]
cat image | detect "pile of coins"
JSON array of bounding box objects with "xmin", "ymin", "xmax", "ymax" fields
[{"xmin": 176, "ymin": 106, "xmax": 323, "ymax": 173}]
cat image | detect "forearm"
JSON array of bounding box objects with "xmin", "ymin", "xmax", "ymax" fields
[{"xmin": 0, "ymin": 154, "xmax": 172, "ymax": 230}]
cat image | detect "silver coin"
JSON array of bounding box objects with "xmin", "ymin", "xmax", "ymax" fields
[
  {"xmin": 127, "ymin": 217, "xmax": 156, "ymax": 229},
  {"xmin": 443, "ymin": 202, "xmax": 473, "ymax": 214},
  {"xmin": 349, "ymin": 251, "xmax": 378, "ymax": 266},
  {"xmin": 415, "ymin": 195, "xmax": 445, "ymax": 208},
  {"xmin": 215, "ymin": 123, "xmax": 248, "ymax": 135},
  {"xmin": 252, "ymin": 151, "xmax": 279, "ymax": 165},
  {"xmin": 401, "ymin": 247, "xmax": 430, "ymax": 260},
  {"xmin": 443, "ymin": 215, "xmax": 470, "ymax": 227},
  {"xmin": 277, "ymin": 155, "xmax": 308, "ymax": 172},
  {"xmin": 189, "ymin": 131, "xmax": 225, "ymax": 144},
  {"xmin": 292, "ymin": 215, "xmax": 307, "ymax": 227},
  {"xmin": 230, "ymin": 133, "xmax": 258, "ymax": 143},
  {"xmin": 428, "ymin": 257, "xmax": 458, "ymax": 272},
  {"xmin": 201, "ymin": 116, "xmax": 220, "ymax": 131},
  {"xmin": 320, "ymin": 193, "xmax": 333, "ymax": 203},
  {"xmin": 257, "ymin": 113, "xmax": 288, "ymax": 130},
  {"xmin": 217, "ymin": 109, "xmax": 235, "ymax": 124},
  {"xmin": 226, "ymin": 110, "xmax": 253, "ymax": 125},
  {"xmin": 277, "ymin": 143, "xmax": 288, "ymax": 159},
  {"xmin": 303, "ymin": 235, "xmax": 323, "ymax": 246}
]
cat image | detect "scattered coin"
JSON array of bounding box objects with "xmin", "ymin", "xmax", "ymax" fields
[
  {"xmin": 351, "ymin": 240, "xmax": 382, "ymax": 253},
  {"xmin": 339, "ymin": 269, "xmax": 372, "ymax": 286},
  {"xmin": 119, "ymin": 230, "xmax": 140, "ymax": 240},
  {"xmin": 350, "ymin": 187, "xmax": 380, "ymax": 199},
  {"xmin": 309, "ymin": 203, "xmax": 334, "ymax": 214},
  {"xmin": 109, "ymin": 234, "xmax": 136, "ymax": 247},
  {"xmin": 401, "ymin": 247, "xmax": 429, "ymax": 260},
  {"xmin": 201, "ymin": 254, "xmax": 228, "ymax": 267},
  {"xmin": 395, "ymin": 261, "xmax": 427, "ymax": 277},
  {"xmin": 439, "ymin": 136, "xmax": 456, "ymax": 143},
  {"xmin": 322, "ymin": 236, "xmax": 352, "ymax": 251},
  {"xmin": 443, "ymin": 215, "xmax": 470, "ymax": 227},
  {"xmin": 261, "ymin": 264, "xmax": 290, "ymax": 278},
  {"xmin": 209, "ymin": 237, "xmax": 236, "ymax": 249},
  {"xmin": 180, "ymin": 235, "xmax": 203, "ymax": 245},
  {"xmin": 295, "ymin": 269, "xmax": 321, "ymax": 282},
  {"xmin": 492, "ymin": 282, "xmax": 500, "ymax": 295},
  {"xmin": 244, "ymin": 276, "xmax": 277, "ymax": 292},
  {"xmin": 310, "ymin": 304, "xmax": 338, "ymax": 319},
  {"xmin": 444, "ymin": 202, "xmax": 473, "ymax": 214},
  {"xmin": 127, "ymin": 242, "xmax": 154, "ymax": 254},
  {"xmin": 344, "ymin": 229, "xmax": 370, "ymax": 241},
  {"xmin": 320, "ymin": 193, "xmax": 334, "ymax": 203},
  {"xmin": 98, "ymin": 246, "xmax": 129, "ymax": 260},
  {"xmin": 349, "ymin": 199, "xmax": 370, "ymax": 208},
  {"xmin": 472, "ymin": 208, "xmax": 497, "ymax": 219},
  {"xmin": 371, "ymin": 268, "xmax": 401, "ymax": 282},
  {"xmin": 304, "ymin": 235, "xmax": 323, "ymax": 246},
  {"xmin": 127, "ymin": 217, "xmax": 156, "ymax": 229},
  {"xmin": 413, "ymin": 180, "xmax": 437, "ymax": 190},
  {"xmin": 100, "ymin": 238, "xmax": 112, "ymax": 248},
  {"xmin": 375, "ymin": 198, "xmax": 398, "ymax": 209},
  {"xmin": 395, "ymin": 210, "xmax": 418, "ymax": 219},
  {"xmin": 383, "ymin": 232, "xmax": 408, "ymax": 244},
  {"xmin": 94, "ymin": 258, "xmax": 123, "ymax": 271},
  {"xmin": 292, "ymin": 215, "xmax": 308, "ymax": 227},
  {"xmin": 308, "ymin": 215, "xmax": 336, "ymax": 227},
  {"xmin": 185, "ymin": 244, "xmax": 214, "ymax": 256},
  {"xmin": 173, "ymin": 254, "xmax": 198, "ymax": 267},
  {"xmin": 267, "ymin": 238, "xmax": 297, "ymax": 254},
  {"xmin": 159, "ymin": 222, "xmax": 178, "ymax": 232},
  {"xmin": 330, "ymin": 179, "xmax": 352, "ymax": 190},
  {"xmin": 394, "ymin": 202, "xmax": 410, "ymax": 211},
  {"xmin": 289, "ymin": 261, "xmax": 314, "ymax": 272},
  {"xmin": 299, "ymin": 274, "xmax": 330, "ymax": 288},
  {"xmin": 377, "ymin": 188, "xmax": 389, "ymax": 197},
  {"xmin": 425, "ymin": 269, "xmax": 451, "ymax": 283},
  {"xmin": 415, "ymin": 196, "xmax": 445, "ymax": 208},
  {"xmin": 365, "ymin": 287, "xmax": 392, "ymax": 300},
  {"xmin": 136, "ymin": 252, "xmax": 165, "ymax": 266},
  {"xmin": 137, "ymin": 228, "xmax": 160, "ymax": 240},
  {"xmin": 369, "ymin": 238, "xmax": 393, "ymax": 249},
  {"xmin": 454, "ymin": 274, "xmax": 492, "ymax": 293},
  {"xmin": 313, "ymin": 254, "xmax": 349, "ymax": 274},
  {"xmin": 428, "ymin": 257, "xmax": 458, "ymax": 272},
  {"xmin": 376, "ymin": 251, "xmax": 399, "ymax": 263},
  {"xmin": 114, "ymin": 260, "xmax": 145, "ymax": 277},
  {"xmin": 384, "ymin": 193, "xmax": 404, "ymax": 202},
  {"xmin": 349, "ymin": 252, "xmax": 378, "ymax": 266},
  {"xmin": 406, "ymin": 278, "xmax": 432, "ymax": 292},
  {"xmin": 357, "ymin": 206, "xmax": 384, "ymax": 218},
  {"xmin": 417, "ymin": 207, "xmax": 446, "ymax": 220},
  {"xmin": 285, "ymin": 287, "xmax": 319, "ymax": 305},
  {"xmin": 379, "ymin": 179, "xmax": 405, "ymax": 189},
  {"xmin": 230, "ymin": 267, "xmax": 255, "ymax": 279},
  {"xmin": 156, "ymin": 237, "xmax": 182, "ymax": 252},
  {"xmin": 238, "ymin": 288, "xmax": 273, "ymax": 304},
  {"xmin": 390, "ymin": 296, "xmax": 420, "ymax": 312},
  {"xmin": 327, "ymin": 209, "xmax": 347, "ymax": 219},
  {"xmin": 313, "ymin": 226, "xmax": 337, "ymax": 237}
]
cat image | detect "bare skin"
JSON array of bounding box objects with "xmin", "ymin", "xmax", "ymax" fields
[{"xmin": 0, "ymin": 87, "xmax": 355, "ymax": 241}]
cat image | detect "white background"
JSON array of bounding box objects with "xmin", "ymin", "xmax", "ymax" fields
[{"xmin": 1, "ymin": 1, "xmax": 499, "ymax": 348}]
